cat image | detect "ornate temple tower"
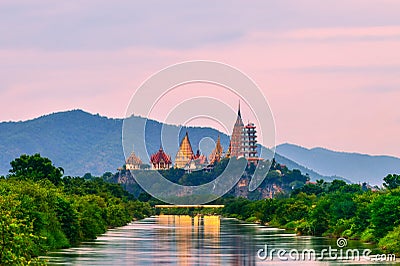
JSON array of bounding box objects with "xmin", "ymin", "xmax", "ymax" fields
[
  {"xmin": 175, "ymin": 132, "xmax": 195, "ymax": 168},
  {"xmin": 243, "ymin": 122, "xmax": 258, "ymax": 163},
  {"xmin": 227, "ymin": 101, "xmax": 259, "ymax": 163},
  {"xmin": 209, "ymin": 135, "xmax": 224, "ymax": 164},
  {"xmin": 228, "ymin": 102, "xmax": 244, "ymax": 158}
]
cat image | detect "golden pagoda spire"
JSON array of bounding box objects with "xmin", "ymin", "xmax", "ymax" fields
[
  {"xmin": 209, "ymin": 135, "xmax": 223, "ymax": 164},
  {"xmin": 230, "ymin": 101, "xmax": 244, "ymax": 158},
  {"xmin": 174, "ymin": 132, "xmax": 195, "ymax": 168}
]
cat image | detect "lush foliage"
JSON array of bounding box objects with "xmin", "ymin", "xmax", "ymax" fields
[
  {"xmin": 383, "ymin": 174, "xmax": 400, "ymax": 190},
  {"xmin": 219, "ymin": 176, "xmax": 400, "ymax": 255},
  {"xmin": 0, "ymin": 154, "xmax": 153, "ymax": 265},
  {"xmin": 160, "ymin": 158, "xmax": 230, "ymax": 186},
  {"xmin": 9, "ymin": 153, "xmax": 63, "ymax": 185}
]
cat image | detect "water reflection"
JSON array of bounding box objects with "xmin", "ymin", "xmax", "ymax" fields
[
  {"xmin": 156, "ymin": 215, "xmax": 222, "ymax": 265},
  {"xmin": 44, "ymin": 216, "xmax": 397, "ymax": 265}
]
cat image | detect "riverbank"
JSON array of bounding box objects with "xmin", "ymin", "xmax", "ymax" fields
[
  {"xmin": 0, "ymin": 162, "xmax": 154, "ymax": 265},
  {"xmin": 43, "ymin": 215, "xmax": 397, "ymax": 265},
  {"xmin": 216, "ymin": 180, "xmax": 400, "ymax": 256},
  {"xmin": 143, "ymin": 180, "xmax": 400, "ymax": 256}
]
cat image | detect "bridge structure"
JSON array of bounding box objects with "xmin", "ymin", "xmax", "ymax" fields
[
  {"xmin": 155, "ymin": 205, "xmax": 224, "ymax": 208},
  {"xmin": 155, "ymin": 205, "xmax": 225, "ymax": 216}
]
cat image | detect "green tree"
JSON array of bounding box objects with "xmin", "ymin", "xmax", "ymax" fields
[
  {"xmin": 0, "ymin": 194, "xmax": 45, "ymax": 265},
  {"xmin": 369, "ymin": 190, "xmax": 400, "ymax": 239},
  {"xmin": 107, "ymin": 203, "xmax": 131, "ymax": 227},
  {"xmin": 55, "ymin": 195, "xmax": 80, "ymax": 244},
  {"xmin": 379, "ymin": 225, "xmax": 400, "ymax": 255},
  {"xmin": 327, "ymin": 180, "xmax": 347, "ymax": 193},
  {"xmin": 9, "ymin": 154, "xmax": 63, "ymax": 186},
  {"xmin": 383, "ymin": 174, "xmax": 400, "ymax": 190},
  {"xmin": 351, "ymin": 192, "xmax": 376, "ymax": 238}
]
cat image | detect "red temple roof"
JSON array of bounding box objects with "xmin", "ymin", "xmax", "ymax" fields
[
  {"xmin": 245, "ymin": 123, "xmax": 256, "ymax": 129},
  {"xmin": 151, "ymin": 147, "xmax": 172, "ymax": 164}
]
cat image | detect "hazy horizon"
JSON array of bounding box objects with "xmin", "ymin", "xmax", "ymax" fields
[{"xmin": 2, "ymin": 107, "xmax": 398, "ymax": 159}]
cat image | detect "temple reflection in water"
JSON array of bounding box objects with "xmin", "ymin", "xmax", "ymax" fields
[
  {"xmin": 45, "ymin": 215, "xmax": 261, "ymax": 265},
  {"xmin": 156, "ymin": 215, "xmax": 221, "ymax": 265},
  {"xmin": 154, "ymin": 215, "xmax": 258, "ymax": 265}
]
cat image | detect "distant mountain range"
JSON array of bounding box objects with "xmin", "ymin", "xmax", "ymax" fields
[
  {"xmin": 276, "ymin": 143, "xmax": 400, "ymax": 185},
  {"xmin": 1, "ymin": 110, "xmax": 397, "ymax": 184}
]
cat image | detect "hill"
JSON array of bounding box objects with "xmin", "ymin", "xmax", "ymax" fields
[
  {"xmin": 276, "ymin": 143, "xmax": 400, "ymax": 185},
  {"xmin": 0, "ymin": 110, "xmax": 345, "ymax": 182},
  {"xmin": 0, "ymin": 110, "xmax": 233, "ymax": 176}
]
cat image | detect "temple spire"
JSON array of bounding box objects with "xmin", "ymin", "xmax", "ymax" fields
[
  {"xmin": 209, "ymin": 134, "xmax": 223, "ymax": 164},
  {"xmin": 174, "ymin": 131, "xmax": 195, "ymax": 168},
  {"xmin": 230, "ymin": 99, "xmax": 245, "ymax": 157}
]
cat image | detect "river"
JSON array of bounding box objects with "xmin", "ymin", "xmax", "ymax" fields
[{"xmin": 44, "ymin": 215, "xmax": 398, "ymax": 265}]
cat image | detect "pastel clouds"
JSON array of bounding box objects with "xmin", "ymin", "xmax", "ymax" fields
[
  {"xmin": 0, "ymin": 1, "xmax": 399, "ymax": 157},
  {"xmin": 282, "ymin": 26, "xmax": 400, "ymax": 40}
]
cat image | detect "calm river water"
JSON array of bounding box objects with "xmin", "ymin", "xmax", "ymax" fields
[{"xmin": 44, "ymin": 215, "xmax": 398, "ymax": 265}]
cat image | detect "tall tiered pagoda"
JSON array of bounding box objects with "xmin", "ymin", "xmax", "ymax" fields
[
  {"xmin": 175, "ymin": 132, "xmax": 195, "ymax": 168},
  {"xmin": 227, "ymin": 101, "xmax": 259, "ymax": 164},
  {"xmin": 227, "ymin": 102, "xmax": 244, "ymax": 158},
  {"xmin": 243, "ymin": 122, "xmax": 258, "ymax": 163}
]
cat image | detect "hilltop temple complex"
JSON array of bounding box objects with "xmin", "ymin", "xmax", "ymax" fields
[{"xmin": 123, "ymin": 101, "xmax": 259, "ymax": 171}]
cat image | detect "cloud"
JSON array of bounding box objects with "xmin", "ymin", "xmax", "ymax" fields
[
  {"xmin": 278, "ymin": 26, "xmax": 400, "ymax": 41},
  {"xmin": 1, "ymin": 0, "xmax": 400, "ymax": 157},
  {"xmin": 1, "ymin": 1, "xmax": 400, "ymax": 50},
  {"xmin": 359, "ymin": 85, "xmax": 400, "ymax": 93}
]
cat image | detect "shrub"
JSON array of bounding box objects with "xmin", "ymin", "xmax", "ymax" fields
[{"xmin": 378, "ymin": 225, "xmax": 400, "ymax": 255}]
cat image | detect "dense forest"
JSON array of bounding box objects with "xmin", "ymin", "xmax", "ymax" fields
[
  {"xmin": 217, "ymin": 176, "xmax": 400, "ymax": 255},
  {"xmin": 0, "ymin": 154, "xmax": 153, "ymax": 265}
]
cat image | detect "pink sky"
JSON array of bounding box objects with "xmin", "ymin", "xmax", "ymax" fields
[{"xmin": 0, "ymin": 1, "xmax": 399, "ymax": 157}]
